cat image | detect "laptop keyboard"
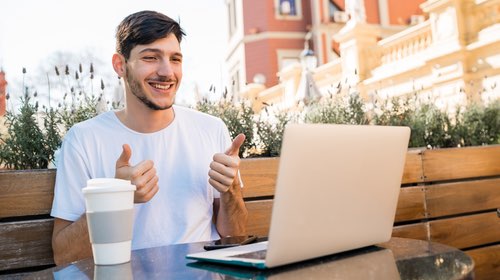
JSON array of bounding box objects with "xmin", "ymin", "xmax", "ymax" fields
[{"xmin": 231, "ymin": 249, "xmax": 267, "ymax": 260}]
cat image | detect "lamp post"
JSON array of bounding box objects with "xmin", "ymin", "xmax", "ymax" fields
[
  {"xmin": 297, "ymin": 32, "xmax": 320, "ymax": 104},
  {"xmin": 300, "ymin": 32, "xmax": 317, "ymax": 71}
]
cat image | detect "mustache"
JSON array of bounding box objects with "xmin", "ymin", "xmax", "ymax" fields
[{"xmin": 147, "ymin": 77, "xmax": 176, "ymax": 83}]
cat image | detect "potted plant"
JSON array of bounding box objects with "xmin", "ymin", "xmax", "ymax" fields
[{"xmin": 0, "ymin": 65, "xmax": 111, "ymax": 222}]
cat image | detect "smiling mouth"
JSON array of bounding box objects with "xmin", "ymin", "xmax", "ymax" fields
[{"xmin": 150, "ymin": 82, "xmax": 174, "ymax": 90}]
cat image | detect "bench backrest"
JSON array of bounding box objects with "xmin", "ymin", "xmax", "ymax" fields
[
  {"xmin": 241, "ymin": 145, "xmax": 500, "ymax": 280},
  {"xmin": 0, "ymin": 169, "xmax": 56, "ymax": 274}
]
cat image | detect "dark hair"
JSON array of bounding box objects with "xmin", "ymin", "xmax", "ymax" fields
[{"xmin": 116, "ymin": 10, "xmax": 185, "ymax": 60}]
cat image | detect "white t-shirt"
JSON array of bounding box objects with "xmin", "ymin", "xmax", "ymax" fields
[{"xmin": 51, "ymin": 105, "xmax": 231, "ymax": 249}]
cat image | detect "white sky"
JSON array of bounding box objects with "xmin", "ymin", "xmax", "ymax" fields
[{"xmin": 0, "ymin": 0, "xmax": 229, "ymax": 106}]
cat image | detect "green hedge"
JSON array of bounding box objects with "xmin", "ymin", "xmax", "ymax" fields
[{"xmin": 199, "ymin": 93, "xmax": 500, "ymax": 157}]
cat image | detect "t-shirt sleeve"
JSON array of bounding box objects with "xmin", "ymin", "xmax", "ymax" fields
[{"xmin": 50, "ymin": 128, "xmax": 91, "ymax": 221}]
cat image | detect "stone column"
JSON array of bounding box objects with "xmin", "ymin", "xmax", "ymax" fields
[
  {"xmin": 421, "ymin": 0, "xmax": 480, "ymax": 103},
  {"xmin": 333, "ymin": 21, "xmax": 380, "ymax": 99}
]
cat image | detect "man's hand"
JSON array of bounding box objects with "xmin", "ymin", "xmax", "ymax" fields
[
  {"xmin": 115, "ymin": 144, "xmax": 159, "ymax": 203},
  {"xmin": 209, "ymin": 134, "xmax": 246, "ymax": 193},
  {"xmin": 211, "ymin": 134, "xmax": 248, "ymax": 236}
]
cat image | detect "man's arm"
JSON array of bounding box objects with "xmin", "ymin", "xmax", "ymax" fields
[
  {"xmin": 52, "ymin": 144, "xmax": 158, "ymax": 265},
  {"xmin": 52, "ymin": 217, "xmax": 92, "ymax": 265},
  {"xmin": 209, "ymin": 134, "xmax": 248, "ymax": 236},
  {"xmin": 213, "ymin": 178, "xmax": 248, "ymax": 236}
]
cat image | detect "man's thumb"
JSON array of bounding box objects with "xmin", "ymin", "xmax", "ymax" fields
[
  {"xmin": 116, "ymin": 144, "xmax": 132, "ymax": 168},
  {"xmin": 225, "ymin": 133, "xmax": 246, "ymax": 156}
]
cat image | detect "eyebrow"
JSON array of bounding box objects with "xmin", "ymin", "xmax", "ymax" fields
[{"xmin": 138, "ymin": 48, "xmax": 183, "ymax": 58}]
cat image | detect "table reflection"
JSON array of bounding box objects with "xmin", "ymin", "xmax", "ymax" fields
[
  {"xmin": 188, "ymin": 247, "xmax": 401, "ymax": 279},
  {"xmin": 30, "ymin": 238, "xmax": 473, "ymax": 280}
]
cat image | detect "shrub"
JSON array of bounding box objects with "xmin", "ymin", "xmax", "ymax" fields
[
  {"xmin": 0, "ymin": 64, "xmax": 110, "ymax": 169},
  {"xmin": 455, "ymin": 100, "xmax": 500, "ymax": 146},
  {"xmin": 407, "ymin": 103, "xmax": 455, "ymax": 148},
  {"xmin": 59, "ymin": 94, "xmax": 103, "ymax": 131},
  {"xmin": 208, "ymin": 92, "xmax": 499, "ymax": 153},
  {"xmin": 371, "ymin": 95, "xmax": 415, "ymax": 127},
  {"xmin": 304, "ymin": 92, "xmax": 368, "ymax": 125},
  {"xmin": 255, "ymin": 107, "xmax": 296, "ymax": 157},
  {"xmin": 195, "ymin": 97, "xmax": 256, "ymax": 157},
  {"xmin": 372, "ymin": 95, "xmax": 500, "ymax": 148},
  {"xmin": 0, "ymin": 91, "xmax": 62, "ymax": 169}
]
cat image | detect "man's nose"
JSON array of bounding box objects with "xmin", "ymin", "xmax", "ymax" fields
[{"xmin": 157, "ymin": 60, "xmax": 174, "ymax": 77}]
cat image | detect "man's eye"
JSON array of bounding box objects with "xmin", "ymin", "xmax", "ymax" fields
[
  {"xmin": 172, "ymin": 57, "xmax": 182, "ymax": 63},
  {"xmin": 143, "ymin": 56, "xmax": 156, "ymax": 61}
]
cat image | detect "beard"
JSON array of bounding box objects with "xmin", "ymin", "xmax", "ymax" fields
[{"xmin": 125, "ymin": 65, "xmax": 174, "ymax": 111}]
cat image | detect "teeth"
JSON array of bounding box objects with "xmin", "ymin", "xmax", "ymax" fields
[{"xmin": 152, "ymin": 83, "xmax": 172, "ymax": 90}]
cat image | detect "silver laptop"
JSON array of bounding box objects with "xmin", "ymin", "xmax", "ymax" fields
[{"xmin": 187, "ymin": 124, "xmax": 410, "ymax": 269}]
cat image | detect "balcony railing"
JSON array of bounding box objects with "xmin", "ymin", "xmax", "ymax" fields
[{"xmin": 378, "ymin": 20, "xmax": 432, "ymax": 66}]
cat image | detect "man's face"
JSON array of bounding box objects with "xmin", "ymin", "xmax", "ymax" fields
[{"xmin": 124, "ymin": 33, "xmax": 183, "ymax": 110}]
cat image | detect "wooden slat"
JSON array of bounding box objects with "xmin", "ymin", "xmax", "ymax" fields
[
  {"xmin": 426, "ymin": 178, "xmax": 500, "ymax": 218},
  {"xmin": 245, "ymin": 200, "xmax": 273, "ymax": 237},
  {"xmin": 0, "ymin": 219, "xmax": 54, "ymax": 271},
  {"xmin": 465, "ymin": 244, "xmax": 500, "ymax": 280},
  {"xmin": 429, "ymin": 212, "xmax": 500, "ymax": 249},
  {"xmin": 240, "ymin": 149, "xmax": 422, "ymax": 197},
  {"xmin": 422, "ymin": 145, "xmax": 500, "ymax": 182},
  {"xmin": 0, "ymin": 170, "xmax": 56, "ymax": 218},
  {"xmin": 240, "ymin": 158, "xmax": 279, "ymax": 199},
  {"xmin": 401, "ymin": 149, "xmax": 424, "ymax": 184},
  {"xmin": 395, "ymin": 186, "xmax": 426, "ymax": 222},
  {"xmin": 392, "ymin": 223, "xmax": 428, "ymax": 241}
]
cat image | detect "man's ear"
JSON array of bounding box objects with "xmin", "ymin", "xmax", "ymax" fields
[{"xmin": 112, "ymin": 53, "xmax": 126, "ymax": 77}]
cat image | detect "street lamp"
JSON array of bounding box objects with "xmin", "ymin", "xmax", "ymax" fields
[
  {"xmin": 297, "ymin": 32, "xmax": 320, "ymax": 104},
  {"xmin": 300, "ymin": 32, "xmax": 317, "ymax": 71}
]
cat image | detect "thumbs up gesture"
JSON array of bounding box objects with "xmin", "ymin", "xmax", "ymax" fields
[
  {"xmin": 115, "ymin": 144, "xmax": 159, "ymax": 203},
  {"xmin": 209, "ymin": 134, "xmax": 246, "ymax": 193}
]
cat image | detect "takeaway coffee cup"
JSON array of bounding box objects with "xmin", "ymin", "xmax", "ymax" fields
[{"xmin": 82, "ymin": 178, "xmax": 136, "ymax": 265}]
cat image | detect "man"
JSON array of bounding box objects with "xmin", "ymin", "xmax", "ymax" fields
[{"xmin": 51, "ymin": 10, "xmax": 248, "ymax": 265}]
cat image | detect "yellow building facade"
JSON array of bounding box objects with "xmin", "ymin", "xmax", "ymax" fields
[{"xmin": 241, "ymin": 0, "xmax": 500, "ymax": 113}]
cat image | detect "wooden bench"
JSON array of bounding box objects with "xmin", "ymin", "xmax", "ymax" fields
[
  {"xmin": 241, "ymin": 145, "xmax": 500, "ymax": 280},
  {"xmin": 0, "ymin": 169, "xmax": 56, "ymax": 278},
  {"xmin": 1, "ymin": 145, "xmax": 499, "ymax": 279}
]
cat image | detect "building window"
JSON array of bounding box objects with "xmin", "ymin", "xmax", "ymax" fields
[
  {"xmin": 275, "ymin": 0, "xmax": 302, "ymax": 20},
  {"xmin": 329, "ymin": 2, "xmax": 348, "ymax": 23},
  {"xmin": 227, "ymin": 0, "xmax": 237, "ymax": 37}
]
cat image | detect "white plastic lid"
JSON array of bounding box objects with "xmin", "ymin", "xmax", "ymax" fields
[{"xmin": 83, "ymin": 178, "xmax": 136, "ymax": 194}]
